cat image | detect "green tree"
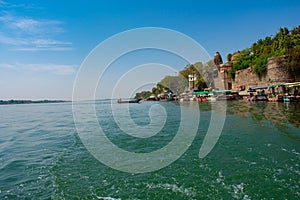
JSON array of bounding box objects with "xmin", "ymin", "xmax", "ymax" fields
[
  {"xmin": 227, "ymin": 53, "xmax": 232, "ymax": 62},
  {"xmin": 158, "ymin": 75, "xmax": 187, "ymax": 95},
  {"xmin": 134, "ymin": 90, "xmax": 152, "ymax": 99},
  {"xmin": 229, "ymin": 26, "xmax": 300, "ymax": 76}
]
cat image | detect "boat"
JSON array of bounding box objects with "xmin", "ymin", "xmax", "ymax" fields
[
  {"xmin": 254, "ymin": 94, "xmax": 268, "ymax": 101},
  {"xmin": 194, "ymin": 91, "xmax": 209, "ymax": 102},
  {"xmin": 179, "ymin": 92, "xmax": 195, "ymax": 101},
  {"xmin": 248, "ymin": 86, "xmax": 269, "ymax": 101},
  {"xmin": 267, "ymin": 84, "xmax": 285, "ymax": 102},
  {"xmin": 283, "ymin": 95, "xmax": 290, "ymax": 102},
  {"xmin": 117, "ymin": 98, "xmax": 141, "ymax": 103},
  {"xmin": 283, "ymin": 82, "xmax": 300, "ymax": 102},
  {"xmin": 213, "ymin": 90, "xmax": 237, "ymax": 101}
]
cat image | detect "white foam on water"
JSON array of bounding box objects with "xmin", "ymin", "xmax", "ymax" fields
[
  {"xmin": 146, "ymin": 182, "xmax": 196, "ymax": 197},
  {"xmin": 214, "ymin": 171, "xmax": 251, "ymax": 200},
  {"xmin": 216, "ymin": 171, "xmax": 225, "ymax": 184},
  {"xmin": 231, "ymin": 183, "xmax": 251, "ymax": 200},
  {"xmin": 96, "ymin": 196, "xmax": 121, "ymax": 200}
]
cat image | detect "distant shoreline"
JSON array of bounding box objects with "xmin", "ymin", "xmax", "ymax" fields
[{"xmin": 0, "ymin": 99, "xmax": 70, "ymax": 105}]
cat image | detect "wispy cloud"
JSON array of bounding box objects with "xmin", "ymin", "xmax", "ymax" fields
[
  {"xmin": 13, "ymin": 39, "xmax": 72, "ymax": 51},
  {"xmin": 12, "ymin": 47, "xmax": 73, "ymax": 51},
  {"xmin": 0, "ymin": 9, "xmax": 72, "ymax": 51},
  {"xmin": 3, "ymin": 16, "xmax": 64, "ymax": 35},
  {"xmin": 0, "ymin": 31, "xmax": 72, "ymax": 51},
  {"xmin": 0, "ymin": 1, "xmax": 41, "ymax": 10},
  {"xmin": 33, "ymin": 39, "xmax": 71, "ymax": 46},
  {"xmin": 0, "ymin": 62, "xmax": 77, "ymax": 75},
  {"xmin": 0, "ymin": 32, "xmax": 28, "ymax": 45}
]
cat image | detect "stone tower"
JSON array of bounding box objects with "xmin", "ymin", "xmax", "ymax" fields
[{"xmin": 214, "ymin": 52, "xmax": 232, "ymax": 90}]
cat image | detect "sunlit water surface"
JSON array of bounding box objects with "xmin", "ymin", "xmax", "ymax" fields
[{"xmin": 0, "ymin": 101, "xmax": 299, "ymax": 199}]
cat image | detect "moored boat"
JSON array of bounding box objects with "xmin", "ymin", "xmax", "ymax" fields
[
  {"xmin": 117, "ymin": 98, "xmax": 141, "ymax": 103},
  {"xmin": 248, "ymin": 86, "xmax": 269, "ymax": 101},
  {"xmin": 213, "ymin": 90, "xmax": 238, "ymax": 101}
]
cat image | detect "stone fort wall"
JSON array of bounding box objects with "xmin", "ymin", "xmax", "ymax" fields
[{"xmin": 231, "ymin": 56, "xmax": 299, "ymax": 90}]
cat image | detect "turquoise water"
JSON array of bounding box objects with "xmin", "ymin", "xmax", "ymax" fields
[{"xmin": 0, "ymin": 101, "xmax": 300, "ymax": 199}]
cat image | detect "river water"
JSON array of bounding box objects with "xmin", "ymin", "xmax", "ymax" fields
[{"xmin": 0, "ymin": 100, "xmax": 299, "ymax": 199}]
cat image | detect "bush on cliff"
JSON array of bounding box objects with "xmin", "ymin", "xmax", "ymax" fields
[{"xmin": 228, "ymin": 26, "xmax": 300, "ymax": 78}]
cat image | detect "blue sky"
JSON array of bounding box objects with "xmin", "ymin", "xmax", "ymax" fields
[{"xmin": 0, "ymin": 0, "xmax": 299, "ymax": 100}]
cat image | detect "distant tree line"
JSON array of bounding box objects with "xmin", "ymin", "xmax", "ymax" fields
[
  {"xmin": 228, "ymin": 26, "xmax": 300, "ymax": 79},
  {"xmin": 0, "ymin": 99, "xmax": 67, "ymax": 105}
]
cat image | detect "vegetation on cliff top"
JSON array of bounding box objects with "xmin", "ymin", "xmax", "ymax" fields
[{"xmin": 228, "ymin": 26, "xmax": 300, "ymax": 79}]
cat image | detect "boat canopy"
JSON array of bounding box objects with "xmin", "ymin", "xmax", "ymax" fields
[
  {"xmin": 284, "ymin": 82, "xmax": 300, "ymax": 87},
  {"xmin": 268, "ymin": 84, "xmax": 285, "ymax": 88},
  {"xmin": 249, "ymin": 86, "xmax": 268, "ymax": 91},
  {"xmin": 193, "ymin": 91, "xmax": 209, "ymax": 95},
  {"xmin": 212, "ymin": 90, "xmax": 231, "ymax": 95}
]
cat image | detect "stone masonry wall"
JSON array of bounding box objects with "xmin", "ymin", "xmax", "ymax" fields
[{"xmin": 232, "ymin": 55, "xmax": 299, "ymax": 90}]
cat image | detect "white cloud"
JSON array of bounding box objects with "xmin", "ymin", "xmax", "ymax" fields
[
  {"xmin": 0, "ymin": 32, "xmax": 72, "ymax": 51},
  {"xmin": 0, "ymin": 32, "xmax": 28, "ymax": 45},
  {"xmin": 0, "ymin": 1, "xmax": 35, "ymax": 9},
  {"xmin": 0, "ymin": 63, "xmax": 14, "ymax": 68},
  {"xmin": 0, "ymin": 62, "xmax": 77, "ymax": 75},
  {"xmin": 0, "ymin": 14, "xmax": 64, "ymax": 35},
  {"xmin": 33, "ymin": 39, "xmax": 71, "ymax": 46},
  {"xmin": 11, "ymin": 18, "xmax": 64, "ymax": 35},
  {"xmin": 13, "ymin": 18, "xmax": 41, "ymax": 32},
  {"xmin": 0, "ymin": 13, "xmax": 71, "ymax": 51},
  {"xmin": 13, "ymin": 47, "xmax": 73, "ymax": 51}
]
